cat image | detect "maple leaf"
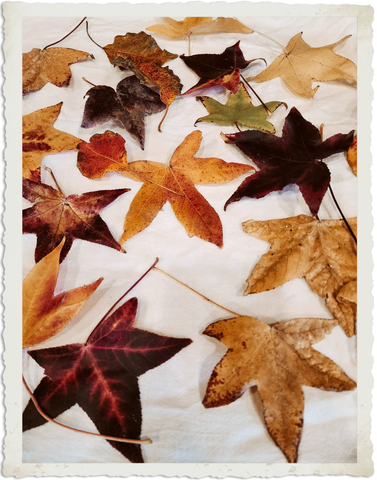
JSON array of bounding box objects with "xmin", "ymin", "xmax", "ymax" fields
[
  {"xmin": 118, "ymin": 130, "xmax": 253, "ymax": 247},
  {"xmin": 346, "ymin": 135, "xmax": 357, "ymax": 175},
  {"xmin": 81, "ymin": 76, "xmax": 165, "ymax": 149},
  {"xmin": 146, "ymin": 17, "xmax": 213, "ymax": 38},
  {"xmin": 195, "ymin": 83, "xmax": 284, "ymax": 132},
  {"xmin": 23, "ymin": 297, "xmax": 192, "ymax": 463},
  {"xmin": 223, "ymin": 107, "xmax": 355, "ymax": 216},
  {"xmin": 23, "ymin": 47, "xmax": 92, "ymax": 95},
  {"xmin": 202, "ymin": 315, "xmax": 356, "ymax": 463},
  {"xmin": 23, "ymin": 102, "xmax": 81, "ymax": 182},
  {"xmin": 23, "ymin": 177, "xmax": 129, "ymax": 263},
  {"xmin": 248, "ymin": 33, "xmax": 356, "ymax": 98},
  {"xmin": 242, "ymin": 215, "xmax": 357, "ymax": 336},
  {"xmin": 23, "ymin": 238, "xmax": 103, "ymax": 349},
  {"xmin": 188, "ymin": 17, "xmax": 253, "ymax": 36},
  {"xmin": 180, "ymin": 41, "xmax": 256, "ymax": 95},
  {"xmin": 102, "ymin": 32, "xmax": 182, "ymax": 107}
]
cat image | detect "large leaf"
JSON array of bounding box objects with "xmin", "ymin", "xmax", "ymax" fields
[
  {"xmin": 23, "ymin": 297, "xmax": 192, "ymax": 463},
  {"xmin": 223, "ymin": 107, "xmax": 355, "ymax": 216}
]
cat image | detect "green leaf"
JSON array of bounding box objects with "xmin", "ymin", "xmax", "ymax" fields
[{"xmin": 195, "ymin": 83, "xmax": 284, "ymax": 133}]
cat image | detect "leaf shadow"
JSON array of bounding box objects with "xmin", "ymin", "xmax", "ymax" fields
[
  {"xmin": 248, "ymin": 385, "xmax": 265, "ymax": 425},
  {"xmin": 198, "ymin": 336, "xmax": 227, "ymax": 400}
]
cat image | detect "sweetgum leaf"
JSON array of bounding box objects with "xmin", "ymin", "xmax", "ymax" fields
[
  {"xmin": 223, "ymin": 107, "xmax": 355, "ymax": 215},
  {"xmin": 81, "ymin": 76, "xmax": 165, "ymax": 149},
  {"xmin": 23, "ymin": 297, "xmax": 192, "ymax": 463},
  {"xmin": 181, "ymin": 41, "xmax": 255, "ymax": 95},
  {"xmin": 203, "ymin": 315, "xmax": 356, "ymax": 462},
  {"xmin": 23, "ymin": 178, "xmax": 129, "ymax": 263}
]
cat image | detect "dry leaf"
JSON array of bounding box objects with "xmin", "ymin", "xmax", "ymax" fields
[
  {"xmin": 23, "ymin": 102, "xmax": 81, "ymax": 182},
  {"xmin": 146, "ymin": 17, "xmax": 213, "ymax": 38},
  {"xmin": 188, "ymin": 17, "xmax": 253, "ymax": 36},
  {"xmin": 347, "ymin": 135, "xmax": 357, "ymax": 175},
  {"xmin": 120, "ymin": 130, "xmax": 253, "ymax": 247},
  {"xmin": 23, "ymin": 47, "xmax": 92, "ymax": 95},
  {"xmin": 23, "ymin": 239, "xmax": 103, "ymax": 348},
  {"xmin": 203, "ymin": 315, "xmax": 356, "ymax": 462},
  {"xmin": 248, "ymin": 33, "xmax": 356, "ymax": 98},
  {"xmin": 242, "ymin": 215, "xmax": 357, "ymax": 336}
]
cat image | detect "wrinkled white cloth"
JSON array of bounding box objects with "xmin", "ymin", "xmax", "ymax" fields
[{"xmin": 22, "ymin": 14, "xmax": 357, "ymax": 464}]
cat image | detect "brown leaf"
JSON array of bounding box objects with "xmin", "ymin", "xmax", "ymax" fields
[
  {"xmin": 203, "ymin": 315, "xmax": 356, "ymax": 463},
  {"xmin": 347, "ymin": 135, "xmax": 357, "ymax": 175},
  {"xmin": 248, "ymin": 33, "xmax": 356, "ymax": 98},
  {"xmin": 23, "ymin": 47, "xmax": 92, "ymax": 95},
  {"xmin": 146, "ymin": 17, "xmax": 213, "ymax": 38},
  {"xmin": 120, "ymin": 130, "xmax": 253, "ymax": 247},
  {"xmin": 23, "ymin": 102, "xmax": 81, "ymax": 182},
  {"xmin": 242, "ymin": 215, "xmax": 357, "ymax": 336},
  {"xmin": 188, "ymin": 17, "xmax": 253, "ymax": 36},
  {"xmin": 23, "ymin": 239, "xmax": 103, "ymax": 348}
]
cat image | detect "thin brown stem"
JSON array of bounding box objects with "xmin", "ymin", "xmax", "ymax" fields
[
  {"xmin": 44, "ymin": 167, "xmax": 65, "ymax": 196},
  {"xmin": 86, "ymin": 20, "xmax": 104, "ymax": 50},
  {"xmin": 252, "ymin": 29, "xmax": 288, "ymax": 55},
  {"xmin": 158, "ymin": 105, "xmax": 169, "ymax": 133},
  {"xmin": 82, "ymin": 77, "xmax": 97, "ymax": 87},
  {"xmin": 235, "ymin": 121, "xmax": 242, "ymax": 132},
  {"xmin": 240, "ymin": 74, "xmax": 272, "ymax": 115},
  {"xmin": 153, "ymin": 267, "xmax": 242, "ymax": 317},
  {"xmin": 319, "ymin": 125, "xmax": 357, "ymax": 244},
  {"xmin": 22, "ymin": 375, "xmax": 152, "ymax": 445},
  {"xmin": 43, "ymin": 17, "xmax": 87, "ymax": 50}
]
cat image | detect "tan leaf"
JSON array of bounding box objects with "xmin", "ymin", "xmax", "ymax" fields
[
  {"xmin": 189, "ymin": 17, "xmax": 253, "ymax": 35},
  {"xmin": 203, "ymin": 315, "xmax": 356, "ymax": 463},
  {"xmin": 326, "ymin": 280, "xmax": 357, "ymax": 337},
  {"xmin": 248, "ymin": 33, "xmax": 356, "ymax": 98},
  {"xmin": 23, "ymin": 47, "xmax": 92, "ymax": 95},
  {"xmin": 23, "ymin": 239, "xmax": 103, "ymax": 348},
  {"xmin": 23, "ymin": 102, "xmax": 81, "ymax": 182},
  {"xmin": 347, "ymin": 135, "xmax": 357, "ymax": 176},
  {"xmin": 242, "ymin": 215, "xmax": 357, "ymax": 336},
  {"xmin": 146, "ymin": 17, "xmax": 213, "ymax": 38}
]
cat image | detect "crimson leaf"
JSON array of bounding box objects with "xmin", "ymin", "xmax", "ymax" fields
[
  {"xmin": 23, "ymin": 297, "xmax": 192, "ymax": 463},
  {"xmin": 223, "ymin": 107, "xmax": 355, "ymax": 215}
]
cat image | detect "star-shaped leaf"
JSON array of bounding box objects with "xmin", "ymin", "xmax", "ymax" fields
[
  {"xmin": 23, "ymin": 239, "xmax": 103, "ymax": 349},
  {"xmin": 23, "ymin": 102, "xmax": 81, "ymax": 182},
  {"xmin": 181, "ymin": 41, "xmax": 255, "ymax": 95},
  {"xmin": 146, "ymin": 17, "xmax": 213, "ymax": 38},
  {"xmin": 119, "ymin": 130, "xmax": 253, "ymax": 247},
  {"xmin": 195, "ymin": 83, "xmax": 284, "ymax": 132},
  {"xmin": 23, "ymin": 47, "xmax": 92, "ymax": 95},
  {"xmin": 203, "ymin": 315, "xmax": 356, "ymax": 462},
  {"xmin": 248, "ymin": 33, "xmax": 356, "ymax": 98},
  {"xmin": 223, "ymin": 107, "xmax": 355, "ymax": 215},
  {"xmin": 81, "ymin": 76, "xmax": 165, "ymax": 149},
  {"xmin": 103, "ymin": 32, "xmax": 182, "ymax": 107},
  {"xmin": 242, "ymin": 215, "xmax": 357, "ymax": 336},
  {"xmin": 23, "ymin": 297, "xmax": 192, "ymax": 463},
  {"xmin": 23, "ymin": 177, "xmax": 129, "ymax": 263}
]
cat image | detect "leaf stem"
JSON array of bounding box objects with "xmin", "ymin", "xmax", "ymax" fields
[
  {"xmin": 85, "ymin": 20, "xmax": 104, "ymax": 50},
  {"xmin": 319, "ymin": 125, "xmax": 357, "ymax": 244},
  {"xmin": 22, "ymin": 375, "xmax": 152, "ymax": 445},
  {"xmin": 44, "ymin": 167, "xmax": 65, "ymax": 196},
  {"xmin": 43, "ymin": 17, "xmax": 87, "ymax": 50},
  {"xmin": 188, "ymin": 34, "xmax": 191, "ymax": 56},
  {"xmin": 240, "ymin": 74, "xmax": 272, "ymax": 115},
  {"xmin": 158, "ymin": 105, "xmax": 169, "ymax": 132},
  {"xmin": 235, "ymin": 121, "xmax": 242, "ymax": 132},
  {"xmin": 252, "ymin": 29, "xmax": 288, "ymax": 55},
  {"xmin": 82, "ymin": 77, "xmax": 97, "ymax": 88},
  {"xmin": 153, "ymin": 266, "xmax": 242, "ymax": 317}
]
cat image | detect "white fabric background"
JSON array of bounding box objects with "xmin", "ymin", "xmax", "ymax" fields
[{"xmin": 22, "ymin": 15, "xmax": 357, "ymax": 464}]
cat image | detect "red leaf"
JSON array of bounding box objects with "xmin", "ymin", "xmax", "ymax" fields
[
  {"xmin": 223, "ymin": 107, "xmax": 355, "ymax": 215},
  {"xmin": 23, "ymin": 297, "xmax": 192, "ymax": 463}
]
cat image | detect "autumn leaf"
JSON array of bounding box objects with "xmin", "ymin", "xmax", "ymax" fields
[
  {"xmin": 203, "ymin": 315, "xmax": 356, "ymax": 462},
  {"xmin": 81, "ymin": 76, "xmax": 165, "ymax": 149},
  {"xmin": 188, "ymin": 17, "xmax": 253, "ymax": 36},
  {"xmin": 146, "ymin": 17, "xmax": 213, "ymax": 38},
  {"xmin": 195, "ymin": 83, "xmax": 284, "ymax": 132},
  {"xmin": 23, "ymin": 238, "xmax": 103, "ymax": 349},
  {"xmin": 223, "ymin": 107, "xmax": 355, "ymax": 216},
  {"xmin": 248, "ymin": 33, "xmax": 356, "ymax": 98},
  {"xmin": 23, "ymin": 102, "xmax": 81, "ymax": 182},
  {"xmin": 23, "ymin": 177, "xmax": 129, "ymax": 263},
  {"xmin": 101, "ymin": 31, "xmax": 182, "ymax": 108},
  {"xmin": 181, "ymin": 41, "xmax": 256, "ymax": 95},
  {"xmin": 242, "ymin": 215, "xmax": 357, "ymax": 336},
  {"xmin": 23, "ymin": 296, "xmax": 192, "ymax": 463},
  {"xmin": 23, "ymin": 47, "xmax": 92, "ymax": 95},
  {"xmin": 347, "ymin": 135, "xmax": 357, "ymax": 175},
  {"xmin": 119, "ymin": 130, "xmax": 253, "ymax": 247}
]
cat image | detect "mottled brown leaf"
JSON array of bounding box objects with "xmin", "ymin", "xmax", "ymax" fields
[
  {"xmin": 242, "ymin": 215, "xmax": 357, "ymax": 336},
  {"xmin": 203, "ymin": 315, "xmax": 356, "ymax": 462},
  {"xmin": 23, "ymin": 102, "xmax": 81, "ymax": 182},
  {"xmin": 23, "ymin": 239, "xmax": 103, "ymax": 348}
]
